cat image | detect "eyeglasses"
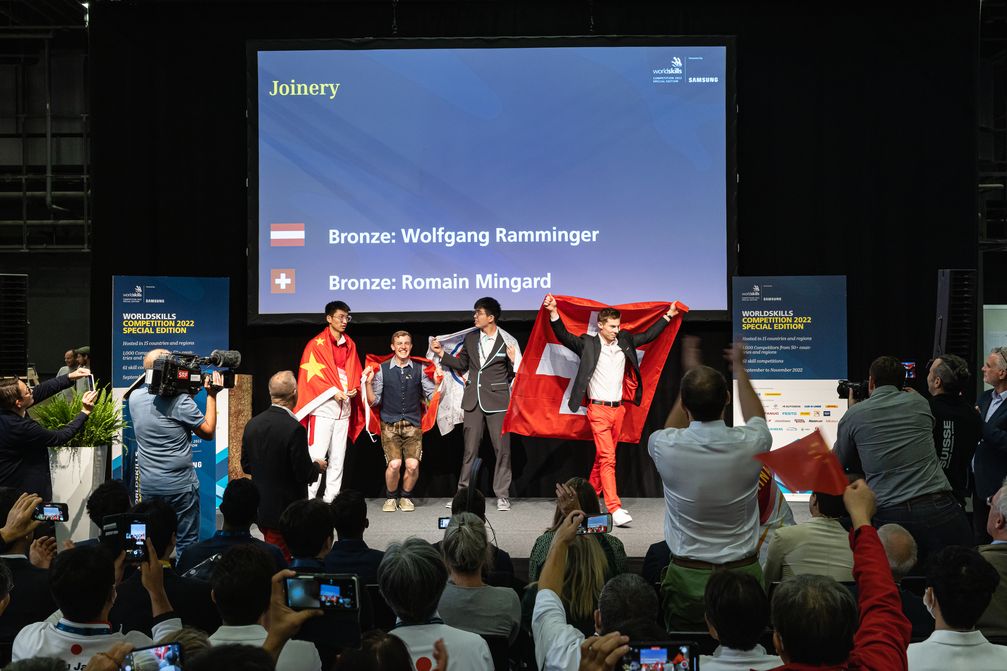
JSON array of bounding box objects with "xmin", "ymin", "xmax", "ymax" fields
[
  {"xmin": 331, "ymin": 314, "xmax": 352, "ymax": 323},
  {"xmin": 995, "ymin": 347, "xmax": 1007, "ymax": 368}
]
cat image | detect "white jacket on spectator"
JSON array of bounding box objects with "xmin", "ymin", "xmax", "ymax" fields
[
  {"xmin": 209, "ymin": 624, "xmax": 322, "ymax": 671},
  {"xmin": 391, "ymin": 621, "xmax": 493, "ymax": 671},
  {"xmin": 907, "ymin": 629, "xmax": 1007, "ymax": 670},
  {"xmin": 532, "ymin": 588, "xmax": 583, "ymax": 671},
  {"xmin": 699, "ymin": 644, "xmax": 782, "ymax": 670},
  {"xmin": 13, "ymin": 615, "xmax": 182, "ymax": 666}
]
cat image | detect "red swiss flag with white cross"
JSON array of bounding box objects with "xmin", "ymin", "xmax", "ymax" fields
[{"xmin": 502, "ymin": 294, "xmax": 685, "ymax": 443}]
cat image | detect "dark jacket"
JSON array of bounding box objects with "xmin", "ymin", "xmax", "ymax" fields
[
  {"xmin": 0, "ymin": 555, "xmax": 56, "ymax": 646},
  {"xmin": 550, "ymin": 315, "xmax": 669, "ymax": 412},
  {"xmin": 929, "ymin": 393, "xmax": 981, "ymax": 504},
  {"xmin": 439, "ymin": 330, "xmax": 515, "ymax": 413},
  {"xmin": 176, "ymin": 530, "xmax": 287, "ymax": 574},
  {"xmin": 241, "ymin": 405, "xmax": 317, "ymax": 529},
  {"xmin": 974, "ymin": 389, "xmax": 1007, "ymax": 500},
  {"xmin": 323, "ymin": 538, "xmax": 385, "ymax": 586},
  {"xmin": 0, "ymin": 374, "xmax": 85, "ymax": 499},
  {"xmin": 108, "ymin": 566, "xmax": 220, "ymax": 636}
]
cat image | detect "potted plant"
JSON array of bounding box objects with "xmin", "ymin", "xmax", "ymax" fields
[{"xmin": 30, "ymin": 385, "xmax": 127, "ymax": 542}]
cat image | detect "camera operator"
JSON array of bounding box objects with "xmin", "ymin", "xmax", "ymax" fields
[
  {"xmin": 925, "ymin": 354, "xmax": 981, "ymax": 507},
  {"xmin": 129, "ymin": 349, "xmax": 222, "ymax": 554},
  {"xmin": 834, "ymin": 356, "xmax": 970, "ymax": 566},
  {"xmin": 0, "ymin": 367, "xmax": 98, "ymax": 499}
]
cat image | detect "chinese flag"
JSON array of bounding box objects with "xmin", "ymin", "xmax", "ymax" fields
[
  {"xmin": 294, "ymin": 328, "xmax": 365, "ymax": 442},
  {"xmin": 363, "ymin": 354, "xmax": 443, "ymax": 435},
  {"xmin": 754, "ymin": 429, "xmax": 847, "ymax": 495},
  {"xmin": 502, "ymin": 295, "xmax": 684, "ymax": 443}
]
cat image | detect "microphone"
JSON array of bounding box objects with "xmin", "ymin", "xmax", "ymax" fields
[{"xmin": 207, "ymin": 349, "xmax": 242, "ymax": 368}]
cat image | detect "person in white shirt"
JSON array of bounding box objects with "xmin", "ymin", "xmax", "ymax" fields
[
  {"xmin": 380, "ymin": 537, "xmax": 493, "ymax": 671},
  {"xmin": 647, "ymin": 338, "xmax": 771, "ymax": 629},
  {"xmin": 908, "ymin": 545, "xmax": 1007, "ymax": 670},
  {"xmin": 762, "ymin": 489, "xmax": 854, "ymax": 585},
  {"xmin": 13, "ymin": 541, "xmax": 182, "ymax": 665},
  {"xmin": 532, "ymin": 510, "xmax": 673, "ymax": 671},
  {"xmin": 700, "ymin": 570, "xmax": 781, "ymax": 671},
  {"xmin": 208, "ymin": 544, "xmax": 322, "ymax": 671}
]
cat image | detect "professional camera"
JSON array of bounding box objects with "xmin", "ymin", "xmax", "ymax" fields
[
  {"xmin": 146, "ymin": 350, "xmax": 241, "ymax": 397},
  {"xmin": 837, "ymin": 379, "xmax": 869, "ymax": 402}
]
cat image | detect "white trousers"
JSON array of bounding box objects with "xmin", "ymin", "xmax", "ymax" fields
[{"xmin": 308, "ymin": 405, "xmax": 350, "ymax": 503}]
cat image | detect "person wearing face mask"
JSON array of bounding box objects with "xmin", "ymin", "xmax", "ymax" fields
[
  {"xmin": 543, "ymin": 294, "xmax": 680, "ymax": 528},
  {"xmin": 364, "ymin": 330, "xmax": 442, "ymax": 512}
]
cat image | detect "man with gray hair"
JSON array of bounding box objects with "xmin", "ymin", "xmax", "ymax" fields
[
  {"xmin": 978, "ymin": 476, "xmax": 1007, "ymax": 638},
  {"xmin": 380, "ymin": 538, "xmax": 492, "ymax": 670},
  {"xmin": 129, "ymin": 348, "xmax": 222, "ymax": 554},
  {"xmin": 925, "ymin": 354, "xmax": 980, "ymax": 507},
  {"xmin": 877, "ymin": 524, "xmax": 933, "ymax": 640},
  {"xmin": 241, "ymin": 371, "xmax": 324, "ymax": 558},
  {"xmin": 976, "ymin": 346, "xmax": 1007, "ymax": 543}
]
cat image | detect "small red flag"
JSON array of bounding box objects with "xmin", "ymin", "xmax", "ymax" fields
[{"xmin": 754, "ymin": 429, "xmax": 848, "ymax": 495}]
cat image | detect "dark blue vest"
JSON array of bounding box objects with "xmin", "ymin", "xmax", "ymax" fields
[{"xmin": 380, "ymin": 361, "xmax": 423, "ymax": 426}]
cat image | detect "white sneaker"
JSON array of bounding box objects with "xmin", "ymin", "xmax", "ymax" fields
[
  {"xmin": 445, "ymin": 500, "xmax": 454, "ymax": 509},
  {"xmin": 497, "ymin": 497, "xmax": 511, "ymax": 511},
  {"xmin": 612, "ymin": 508, "xmax": 633, "ymax": 527}
]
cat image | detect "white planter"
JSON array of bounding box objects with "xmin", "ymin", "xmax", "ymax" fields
[{"xmin": 49, "ymin": 445, "xmax": 107, "ymax": 545}]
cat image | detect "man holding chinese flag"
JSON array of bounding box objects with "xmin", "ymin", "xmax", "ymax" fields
[
  {"xmin": 542, "ymin": 293, "xmax": 682, "ymax": 527},
  {"xmin": 295, "ymin": 300, "xmax": 365, "ymax": 502}
]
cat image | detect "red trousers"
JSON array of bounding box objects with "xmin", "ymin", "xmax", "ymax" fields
[
  {"xmin": 261, "ymin": 527, "xmax": 292, "ymax": 563},
  {"xmin": 587, "ymin": 403, "xmax": 626, "ymax": 511}
]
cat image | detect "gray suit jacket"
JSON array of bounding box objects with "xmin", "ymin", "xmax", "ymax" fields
[
  {"xmin": 979, "ymin": 543, "xmax": 1007, "ymax": 638},
  {"xmin": 439, "ymin": 329, "xmax": 514, "ymax": 414}
]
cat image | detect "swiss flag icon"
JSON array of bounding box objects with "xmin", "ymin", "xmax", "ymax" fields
[{"xmin": 270, "ymin": 269, "xmax": 296, "ymax": 294}]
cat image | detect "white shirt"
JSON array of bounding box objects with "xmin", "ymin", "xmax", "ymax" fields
[
  {"xmin": 907, "ymin": 629, "xmax": 1007, "ymax": 671},
  {"xmin": 209, "ymin": 624, "xmax": 322, "ymax": 671},
  {"xmin": 699, "ymin": 644, "xmax": 782, "ymax": 671},
  {"xmin": 391, "ymin": 621, "xmax": 493, "ymax": 671},
  {"xmin": 648, "ymin": 417, "xmax": 772, "ymax": 561},
  {"xmin": 588, "ymin": 338, "xmax": 626, "ymax": 402},
  {"xmin": 531, "ymin": 588, "xmax": 583, "ymax": 671},
  {"xmin": 13, "ymin": 616, "xmax": 182, "ymax": 666},
  {"xmin": 479, "ymin": 330, "xmax": 498, "ymax": 366}
]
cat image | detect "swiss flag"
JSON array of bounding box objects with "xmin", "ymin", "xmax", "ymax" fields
[
  {"xmin": 363, "ymin": 354, "xmax": 443, "ymax": 436},
  {"xmin": 754, "ymin": 429, "xmax": 848, "ymax": 495},
  {"xmin": 502, "ymin": 295, "xmax": 684, "ymax": 443}
]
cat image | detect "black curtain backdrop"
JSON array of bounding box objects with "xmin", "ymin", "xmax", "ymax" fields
[{"xmin": 87, "ymin": 0, "xmax": 979, "ymax": 499}]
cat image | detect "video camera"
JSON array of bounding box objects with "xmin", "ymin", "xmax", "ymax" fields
[
  {"xmin": 146, "ymin": 350, "xmax": 241, "ymax": 397},
  {"xmin": 837, "ymin": 379, "xmax": 869, "ymax": 402}
]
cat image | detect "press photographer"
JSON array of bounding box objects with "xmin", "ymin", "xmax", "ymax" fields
[
  {"xmin": 128, "ymin": 348, "xmax": 236, "ymax": 554},
  {"xmin": 0, "ymin": 367, "xmax": 98, "ymax": 499}
]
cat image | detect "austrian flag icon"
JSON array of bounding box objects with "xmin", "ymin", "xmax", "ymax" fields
[{"xmin": 270, "ymin": 223, "xmax": 305, "ymax": 246}]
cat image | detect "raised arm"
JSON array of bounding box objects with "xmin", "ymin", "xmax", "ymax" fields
[
  {"xmin": 545, "ymin": 294, "xmax": 583, "ymax": 354},
  {"xmin": 730, "ymin": 344, "xmax": 765, "ymax": 422},
  {"xmin": 630, "ymin": 303, "xmax": 679, "ymax": 347},
  {"xmin": 432, "ymin": 337, "xmax": 469, "ymax": 372}
]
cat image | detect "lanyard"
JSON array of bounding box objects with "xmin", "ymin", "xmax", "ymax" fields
[{"xmin": 55, "ymin": 622, "xmax": 112, "ymax": 636}]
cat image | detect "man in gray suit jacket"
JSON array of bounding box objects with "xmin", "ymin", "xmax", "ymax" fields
[{"xmin": 431, "ymin": 297, "xmax": 518, "ymax": 511}]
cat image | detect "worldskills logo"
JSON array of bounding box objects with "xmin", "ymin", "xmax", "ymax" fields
[{"xmin": 122, "ymin": 285, "xmax": 143, "ymax": 304}]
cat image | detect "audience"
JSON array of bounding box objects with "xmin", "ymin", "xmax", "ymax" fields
[
  {"xmin": 877, "ymin": 523, "xmax": 934, "ymax": 641},
  {"xmin": 177, "ymin": 478, "xmax": 286, "ymax": 574},
  {"xmin": 834, "ymin": 355, "xmax": 971, "ymax": 565},
  {"xmin": 700, "ymin": 570, "xmax": 781, "ymax": 670},
  {"xmin": 108, "ymin": 499, "xmax": 220, "ymax": 636},
  {"xmin": 525, "ymin": 532, "xmax": 609, "ymax": 638},
  {"xmin": 763, "ymin": 489, "xmax": 853, "ymax": 584},
  {"xmin": 208, "ymin": 545, "xmax": 322, "ymax": 671},
  {"xmin": 439, "ymin": 486, "xmax": 516, "ymax": 586},
  {"xmin": 531, "ymin": 510, "xmax": 662, "ymax": 671},
  {"xmin": 324, "ymin": 489, "xmax": 384, "ymax": 584},
  {"xmin": 79, "ymin": 480, "xmax": 131, "ymax": 546},
  {"xmin": 0, "ymin": 490, "xmax": 57, "ymax": 649},
  {"xmin": 769, "ymin": 480, "xmax": 911, "ymax": 670},
  {"xmin": 979, "ymin": 477, "xmax": 1007, "ymax": 638},
  {"xmin": 925, "ymin": 354, "xmax": 980, "ymax": 507},
  {"xmin": 12, "ymin": 542, "xmax": 182, "ymax": 664},
  {"xmin": 333, "ymin": 630, "xmax": 447, "ymax": 671},
  {"xmin": 379, "ymin": 537, "xmax": 492, "ymax": 670},
  {"xmin": 438, "ymin": 512, "xmax": 521, "ymax": 642},
  {"xmin": 648, "ymin": 340, "xmax": 770, "ymax": 629},
  {"xmin": 907, "ymin": 546, "xmax": 1007, "ymax": 669},
  {"xmin": 527, "ymin": 478, "xmax": 626, "ymax": 581}
]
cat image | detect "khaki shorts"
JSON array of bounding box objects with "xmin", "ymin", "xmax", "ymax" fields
[{"xmin": 381, "ymin": 420, "xmax": 423, "ymax": 463}]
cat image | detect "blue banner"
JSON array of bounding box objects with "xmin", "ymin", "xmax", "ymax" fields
[{"xmin": 111, "ymin": 276, "xmax": 230, "ymax": 541}]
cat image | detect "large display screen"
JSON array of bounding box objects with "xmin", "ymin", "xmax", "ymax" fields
[{"xmin": 249, "ymin": 38, "xmax": 734, "ymax": 322}]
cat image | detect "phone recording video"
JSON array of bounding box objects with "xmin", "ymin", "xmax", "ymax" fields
[
  {"xmin": 123, "ymin": 642, "xmax": 182, "ymax": 671},
  {"xmin": 577, "ymin": 513, "xmax": 613, "ymax": 535},
  {"xmin": 438, "ymin": 516, "xmax": 451, "ymax": 530},
  {"xmin": 620, "ymin": 642, "xmax": 697, "ymax": 671},
  {"xmin": 285, "ymin": 574, "xmax": 359, "ymax": 611},
  {"xmin": 901, "ymin": 361, "xmax": 916, "ymax": 380},
  {"xmin": 86, "ymin": 374, "xmax": 95, "ymax": 392},
  {"xmin": 124, "ymin": 521, "xmax": 149, "ymax": 562},
  {"xmin": 32, "ymin": 502, "xmax": 68, "ymax": 522}
]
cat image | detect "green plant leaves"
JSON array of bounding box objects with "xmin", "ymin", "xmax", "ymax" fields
[{"xmin": 29, "ymin": 383, "xmax": 127, "ymax": 448}]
